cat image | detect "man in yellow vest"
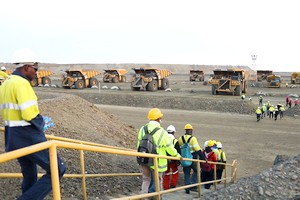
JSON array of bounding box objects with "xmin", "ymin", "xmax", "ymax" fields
[
  {"xmin": 256, "ymin": 107, "xmax": 262, "ymax": 121},
  {"xmin": 137, "ymin": 108, "xmax": 181, "ymax": 198}
]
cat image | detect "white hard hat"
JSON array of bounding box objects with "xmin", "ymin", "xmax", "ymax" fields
[
  {"xmin": 216, "ymin": 142, "xmax": 222, "ymax": 148},
  {"xmin": 204, "ymin": 140, "xmax": 208, "ymax": 148},
  {"xmin": 0, "ymin": 66, "xmax": 6, "ymax": 71},
  {"xmin": 167, "ymin": 125, "xmax": 176, "ymax": 133},
  {"xmin": 12, "ymin": 48, "xmax": 38, "ymax": 67}
]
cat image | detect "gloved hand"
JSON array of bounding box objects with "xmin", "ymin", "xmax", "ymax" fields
[{"xmin": 43, "ymin": 116, "xmax": 55, "ymax": 131}]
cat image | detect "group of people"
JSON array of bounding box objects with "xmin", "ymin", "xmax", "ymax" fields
[
  {"xmin": 255, "ymin": 101, "xmax": 286, "ymax": 121},
  {"xmin": 137, "ymin": 108, "xmax": 227, "ymax": 199},
  {"xmin": 286, "ymin": 96, "xmax": 299, "ymax": 108}
]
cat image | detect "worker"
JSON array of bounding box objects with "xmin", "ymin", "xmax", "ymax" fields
[
  {"xmin": 201, "ymin": 140, "xmax": 217, "ymax": 189},
  {"xmin": 178, "ymin": 124, "xmax": 204, "ymax": 194},
  {"xmin": 266, "ymin": 101, "xmax": 271, "ymax": 116},
  {"xmin": 288, "ymin": 99, "xmax": 292, "ymax": 108},
  {"xmin": 269, "ymin": 105, "xmax": 275, "ymax": 118},
  {"xmin": 258, "ymin": 95, "xmax": 263, "ymax": 106},
  {"xmin": 262, "ymin": 104, "xmax": 267, "ymax": 118},
  {"xmin": 163, "ymin": 125, "xmax": 181, "ymax": 190},
  {"xmin": 216, "ymin": 141, "xmax": 226, "ymax": 182},
  {"xmin": 0, "ymin": 48, "xmax": 66, "ymax": 200},
  {"xmin": 255, "ymin": 107, "xmax": 262, "ymax": 121},
  {"xmin": 279, "ymin": 105, "xmax": 285, "ymax": 119},
  {"xmin": 274, "ymin": 107, "xmax": 279, "ymax": 120},
  {"xmin": 0, "ymin": 66, "xmax": 9, "ymax": 82},
  {"xmin": 286, "ymin": 96, "xmax": 290, "ymax": 106},
  {"xmin": 286, "ymin": 82, "xmax": 289, "ymax": 87},
  {"xmin": 293, "ymin": 98, "xmax": 298, "ymax": 106},
  {"xmin": 137, "ymin": 108, "xmax": 181, "ymax": 198}
]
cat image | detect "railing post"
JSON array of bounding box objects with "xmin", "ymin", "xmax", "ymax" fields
[
  {"xmin": 196, "ymin": 159, "xmax": 201, "ymax": 198},
  {"xmin": 224, "ymin": 164, "xmax": 227, "ymax": 187},
  {"xmin": 49, "ymin": 144, "xmax": 61, "ymax": 200},
  {"xmin": 153, "ymin": 156, "xmax": 160, "ymax": 200},
  {"xmin": 80, "ymin": 149, "xmax": 87, "ymax": 200},
  {"xmin": 213, "ymin": 163, "xmax": 217, "ymax": 190}
]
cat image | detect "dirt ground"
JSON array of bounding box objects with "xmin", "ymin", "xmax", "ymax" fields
[{"xmin": 1, "ymin": 73, "xmax": 300, "ymax": 199}]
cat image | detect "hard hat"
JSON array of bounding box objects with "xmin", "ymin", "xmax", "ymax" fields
[
  {"xmin": 147, "ymin": 108, "xmax": 163, "ymax": 120},
  {"xmin": 12, "ymin": 48, "xmax": 38, "ymax": 67},
  {"xmin": 184, "ymin": 123, "xmax": 193, "ymax": 130},
  {"xmin": 216, "ymin": 141, "xmax": 222, "ymax": 148},
  {"xmin": 167, "ymin": 125, "xmax": 176, "ymax": 133},
  {"xmin": 0, "ymin": 66, "xmax": 6, "ymax": 71},
  {"xmin": 207, "ymin": 140, "xmax": 215, "ymax": 147},
  {"xmin": 204, "ymin": 141, "xmax": 208, "ymax": 148}
]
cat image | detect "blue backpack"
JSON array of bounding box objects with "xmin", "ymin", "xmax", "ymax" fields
[{"xmin": 180, "ymin": 136, "xmax": 193, "ymax": 167}]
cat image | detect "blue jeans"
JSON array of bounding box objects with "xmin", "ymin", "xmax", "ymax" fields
[
  {"xmin": 17, "ymin": 149, "xmax": 66, "ymax": 200},
  {"xmin": 148, "ymin": 171, "xmax": 164, "ymax": 193},
  {"xmin": 183, "ymin": 163, "xmax": 198, "ymax": 188}
]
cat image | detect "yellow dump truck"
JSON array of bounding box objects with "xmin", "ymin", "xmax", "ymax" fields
[
  {"xmin": 266, "ymin": 74, "xmax": 282, "ymax": 88},
  {"xmin": 131, "ymin": 68, "xmax": 172, "ymax": 91},
  {"xmin": 62, "ymin": 69, "xmax": 101, "ymax": 89},
  {"xmin": 103, "ymin": 69, "xmax": 127, "ymax": 83},
  {"xmin": 189, "ymin": 70, "xmax": 204, "ymax": 82},
  {"xmin": 31, "ymin": 70, "xmax": 54, "ymax": 87},
  {"xmin": 210, "ymin": 68, "xmax": 248, "ymax": 96},
  {"xmin": 291, "ymin": 72, "xmax": 300, "ymax": 84},
  {"xmin": 257, "ymin": 70, "xmax": 273, "ymax": 82}
]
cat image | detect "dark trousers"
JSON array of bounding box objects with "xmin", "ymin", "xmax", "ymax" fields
[
  {"xmin": 201, "ymin": 170, "xmax": 214, "ymax": 189},
  {"xmin": 17, "ymin": 150, "xmax": 66, "ymax": 200},
  {"xmin": 217, "ymin": 168, "xmax": 224, "ymax": 180},
  {"xmin": 183, "ymin": 163, "xmax": 198, "ymax": 191}
]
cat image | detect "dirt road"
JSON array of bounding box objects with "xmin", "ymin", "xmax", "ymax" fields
[{"xmin": 96, "ymin": 104, "xmax": 300, "ymax": 178}]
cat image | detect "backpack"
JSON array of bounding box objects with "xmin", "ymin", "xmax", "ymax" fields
[
  {"xmin": 201, "ymin": 152, "xmax": 214, "ymax": 172},
  {"xmin": 137, "ymin": 126, "xmax": 160, "ymax": 166},
  {"xmin": 180, "ymin": 136, "xmax": 193, "ymax": 167}
]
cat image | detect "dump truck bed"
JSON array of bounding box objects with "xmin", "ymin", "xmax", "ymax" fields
[
  {"xmin": 132, "ymin": 68, "xmax": 172, "ymax": 78},
  {"xmin": 36, "ymin": 70, "xmax": 54, "ymax": 78},
  {"xmin": 67, "ymin": 69, "xmax": 101, "ymax": 78},
  {"xmin": 104, "ymin": 69, "xmax": 127, "ymax": 76}
]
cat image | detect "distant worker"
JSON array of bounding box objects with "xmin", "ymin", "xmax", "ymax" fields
[
  {"xmin": 294, "ymin": 99, "xmax": 299, "ymax": 107},
  {"xmin": 178, "ymin": 124, "xmax": 204, "ymax": 194},
  {"xmin": 274, "ymin": 107, "xmax": 279, "ymax": 121},
  {"xmin": 286, "ymin": 96, "xmax": 290, "ymax": 106},
  {"xmin": 137, "ymin": 108, "xmax": 181, "ymax": 198},
  {"xmin": 0, "ymin": 66, "xmax": 9, "ymax": 79},
  {"xmin": 286, "ymin": 82, "xmax": 289, "ymax": 87},
  {"xmin": 262, "ymin": 104, "xmax": 267, "ymax": 118},
  {"xmin": 256, "ymin": 107, "xmax": 262, "ymax": 121},
  {"xmin": 258, "ymin": 95, "xmax": 263, "ymax": 106},
  {"xmin": 216, "ymin": 141, "xmax": 226, "ymax": 182},
  {"xmin": 163, "ymin": 125, "xmax": 181, "ymax": 190},
  {"xmin": 266, "ymin": 101, "xmax": 271, "ymax": 116},
  {"xmin": 269, "ymin": 105, "xmax": 275, "ymax": 118},
  {"xmin": 279, "ymin": 105, "xmax": 285, "ymax": 119},
  {"xmin": 288, "ymin": 99, "xmax": 292, "ymax": 108}
]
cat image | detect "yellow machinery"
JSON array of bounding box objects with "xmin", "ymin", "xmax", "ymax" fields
[
  {"xmin": 291, "ymin": 72, "xmax": 300, "ymax": 84},
  {"xmin": 103, "ymin": 69, "xmax": 127, "ymax": 83},
  {"xmin": 257, "ymin": 70, "xmax": 273, "ymax": 82},
  {"xmin": 210, "ymin": 68, "xmax": 248, "ymax": 96},
  {"xmin": 189, "ymin": 70, "xmax": 204, "ymax": 82},
  {"xmin": 131, "ymin": 68, "xmax": 172, "ymax": 91},
  {"xmin": 266, "ymin": 74, "xmax": 282, "ymax": 88},
  {"xmin": 31, "ymin": 70, "xmax": 54, "ymax": 87},
  {"xmin": 62, "ymin": 69, "xmax": 101, "ymax": 89}
]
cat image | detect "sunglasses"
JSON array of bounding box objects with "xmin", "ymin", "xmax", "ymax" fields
[{"xmin": 25, "ymin": 65, "xmax": 38, "ymax": 72}]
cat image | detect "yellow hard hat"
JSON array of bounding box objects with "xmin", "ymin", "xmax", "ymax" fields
[
  {"xmin": 207, "ymin": 140, "xmax": 215, "ymax": 147},
  {"xmin": 147, "ymin": 108, "xmax": 163, "ymax": 120},
  {"xmin": 184, "ymin": 123, "xmax": 193, "ymax": 130}
]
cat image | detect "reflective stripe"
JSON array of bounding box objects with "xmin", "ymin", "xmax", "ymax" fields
[
  {"xmin": 20, "ymin": 100, "xmax": 37, "ymax": 111},
  {"xmin": 173, "ymin": 170, "xmax": 179, "ymax": 175},
  {"xmin": 166, "ymin": 141, "xmax": 173, "ymax": 147},
  {"xmin": 5, "ymin": 120, "xmax": 31, "ymax": 127},
  {"xmin": 158, "ymin": 164, "xmax": 167, "ymax": 169},
  {"xmin": 0, "ymin": 103, "xmax": 21, "ymax": 110},
  {"xmin": 156, "ymin": 129, "xmax": 164, "ymax": 148},
  {"xmin": 165, "ymin": 172, "xmax": 172, "ymax": 176}
]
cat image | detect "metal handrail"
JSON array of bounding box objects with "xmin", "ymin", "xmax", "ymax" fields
[{"xmin": 0, "ymin": 128, "xmax": 237, "ymax": 200}]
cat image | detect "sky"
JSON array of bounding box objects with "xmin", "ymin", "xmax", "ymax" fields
[{"xmin": 0, "ymin": 0, "xmax": 299, "ymax": 72}]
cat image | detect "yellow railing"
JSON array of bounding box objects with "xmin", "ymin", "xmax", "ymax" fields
[{"xmin": 0, "ymin": 128, "xmax": 237, "ymax": 200}]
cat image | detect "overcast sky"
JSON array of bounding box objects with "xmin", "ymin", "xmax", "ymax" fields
[{"xmin": 1, "ymin": 0, "xmax": 299, "ymax": 72}]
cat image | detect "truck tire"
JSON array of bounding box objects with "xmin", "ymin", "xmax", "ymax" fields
[
  {"xmin": 42, "ymin": 77, "xmax": 51, "ymax": 85},
  {"xmin": 75, "ymin": 80, "xmax": 85, "ymax": 89},
  {"xmin": 89, "ymin": 78, "xmax": 98, "ymax": 87},
  {"xmin": 212, "ymin": 85, "xmax": 216, "ymax": 95},
  {"xmin": 112, "ymin": 77, "xmax": 119, "ymax": 83},
  {"xmin": 131, "ymin": 86, "xmax": 140, "ymax": 91},
  {"xmin": 103, "ymin": 77, "xmax": 109, "ymax": 82},
  {"xmin": 243, "ymin": 81, "xmax": 248, "ymax": 93},
  {"xmin": 160, "ymin": 78, "xmax": 169, "ymax": 90},
  {"xmin": 121, "ymin": 76, "xmax": 126, "ymax": 82},
  {"xmin": 146, "ymin": 80, "xmax": 158, "ymax": 91},
  {"xmin": 31, "ymin": 78, "xmax": 38, "ymax": 87},
  {"xmin": 235, "ymin": 85, "xmax": 241, "ymax": 96}
]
